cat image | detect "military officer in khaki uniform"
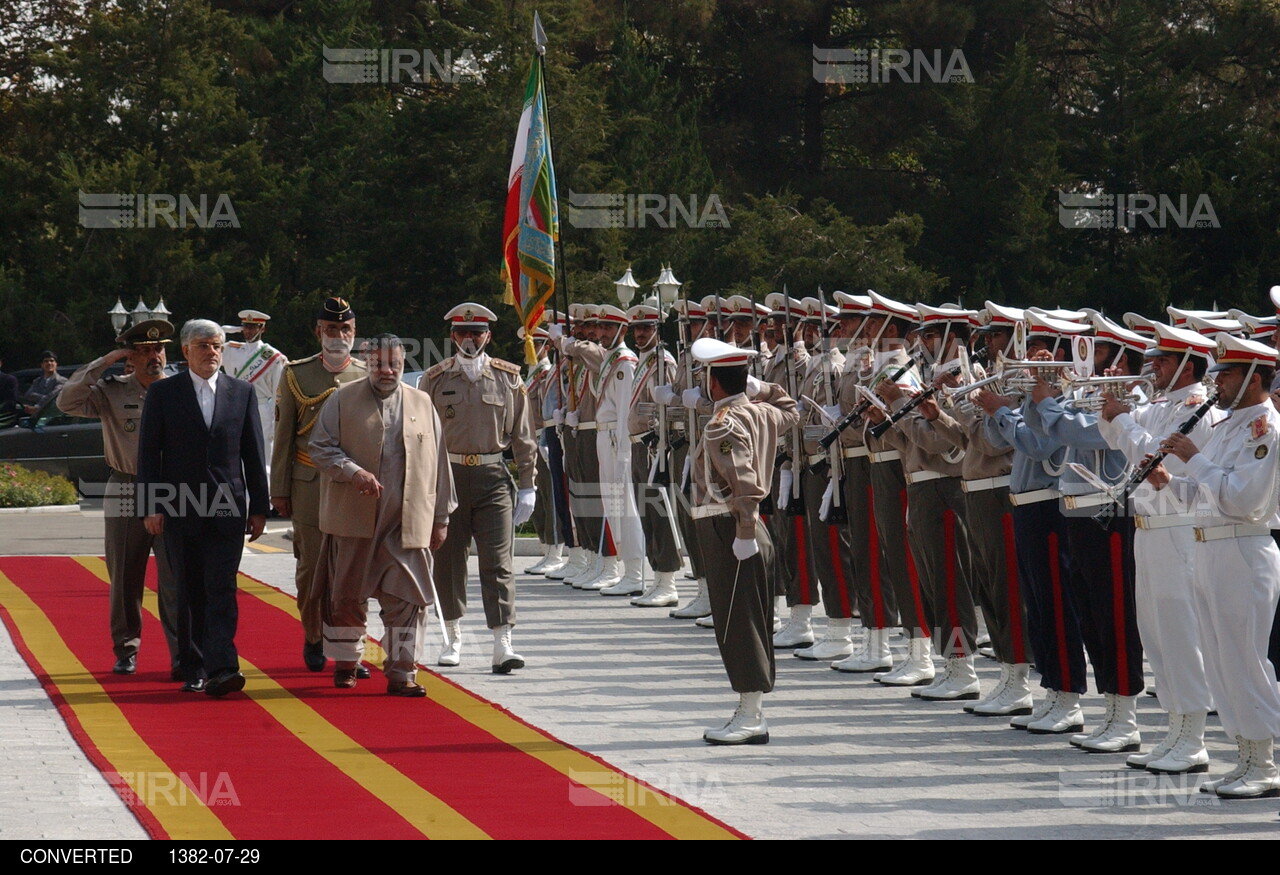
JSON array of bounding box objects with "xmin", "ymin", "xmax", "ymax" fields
[
  {"xmin": 58, "ymin": 319, "xmax": 181, "ymax": 677},
  {"xmin": 419, "ymin": 303, "xmax": 538, "ymax": 673},
  {"xmin": 689, "ymin": 337, "xmax": 799, "ymax": 744},
  {"xmin": 270, "ymin": 297, "xmax": 367, "ymax": 673}
]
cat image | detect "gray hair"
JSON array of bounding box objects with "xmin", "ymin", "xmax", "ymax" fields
[{"xmin": 180, "ymin": 319, "xmax": 225, "ymax": 346}]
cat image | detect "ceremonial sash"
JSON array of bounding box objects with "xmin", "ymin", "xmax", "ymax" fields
[{"xmin": 234, "ymin": 345, "xmax": 284, "ymax": 383}]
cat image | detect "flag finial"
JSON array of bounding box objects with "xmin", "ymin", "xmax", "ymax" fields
[{"xmin": 533, "ymin": 12, "xmax": 547, "ymax": 55}]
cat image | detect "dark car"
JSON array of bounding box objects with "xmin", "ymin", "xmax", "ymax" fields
[{"xmin": 0, "ymin": 363, "xmax": 185, "ymax": 495}]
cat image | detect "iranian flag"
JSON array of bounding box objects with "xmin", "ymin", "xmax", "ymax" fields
[{"xmin": 501, "ymin": 17, "xmax": 559, "ymax": 365}]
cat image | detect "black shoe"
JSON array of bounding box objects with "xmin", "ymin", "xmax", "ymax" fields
[
  {"xmin": 205, "ymin": 671, "xmax": 246, "ymax": 698},
  {"xmin": 181, "ymin": 678, "xmax": 207, "ymax": 693},
  {"xmin": 170, "ymin": 667, "xmax": 183, "ymax": 682},
  {"xmin": 355, "ymin": 664, "xmax": 371, "ymax": 679},
  {"xmin": 112, "ymin": 655, "xmax": 137, "ymax": 675},
  {"xmin": 303, "ymin": 641, "xmax": 326, "ymax": 672}
]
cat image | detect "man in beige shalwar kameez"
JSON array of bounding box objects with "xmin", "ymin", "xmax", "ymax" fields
[{"xmin": 310, "ymin": 335, "xmax": 456, "ymax": 696}]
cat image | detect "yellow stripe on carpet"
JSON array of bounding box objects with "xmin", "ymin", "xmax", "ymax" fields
[
  {"xmin": 74, "ymin": 558, "xmax": 489, "ymax": 840},
  {"xmin": 0, "ymin": 568, "xmax": 232, "ymax": 840}
]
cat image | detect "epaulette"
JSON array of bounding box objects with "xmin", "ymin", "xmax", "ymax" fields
[
  {"xmin": 226, "ymin": 340, "xmax": 245, "ymax": 349},
  {"xmin": 491, "ymin": 358, "xmax": 522, "ymax": 376},
  {"xmin": 424, "ymin": 358, "xmax": 453, "ymax": 380},
  {"xmin": 286, "ymin": 352, "xmax": 322, "ymax": 367}
]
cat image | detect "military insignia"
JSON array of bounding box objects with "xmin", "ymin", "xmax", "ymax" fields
[
  {"xmin": 146, "ymin": 326, "xmax": 159, "ymax": 340},
  {"xmin": 1257, "ymin": 445, "xmax": 1269, "ymax": 459},
  {"xmin": 445, "ymin": 405, "xmax": 456, "ymax": 419},
  {"xmin": 464, "ymin": 308, "xmax": 474, "ymax": 321},
  {"xmin": 719, "ymin": 439, "xmax": 732, "ymax": 455},
  {"xmin": 1250, "ymin": 415, "xmax": 1268, "ymax": 441},
  {"xmin": 124, "ymin": 419, "xmax": 136, "ymax": 432},
  {"xmin": 617, "ymin": 371, "xmax": 624, "ymax": 380}
]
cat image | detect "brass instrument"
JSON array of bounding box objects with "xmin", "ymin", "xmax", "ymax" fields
[{"xmin": 1061, "ymin": 374, "xmax": 1155, "ymax": 412}]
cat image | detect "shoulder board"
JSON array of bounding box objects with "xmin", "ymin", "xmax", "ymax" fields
[
  {"xmin": 286, "ymin": 352, "xmax": 322, "ymax": 367},
  {"xmin": 424, "ymin": 358, "xmax": 453, "ymax": 380},
  {"xmin": 490, "ymin": 358, "xmax": 522, "ymax": 375},
  {"xmin": 226, "ymin": 340, "xmax": 245, "ymax": 349},
  {"xmin": 348, "ymin": 358, "xmax": 368, "ymax": 371}
]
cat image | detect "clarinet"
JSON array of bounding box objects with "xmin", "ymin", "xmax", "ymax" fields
[
  {"xmin": 867, "ymin": 366, "xmax": 963, "ymax": 439},
  {"xmin": 1096, "ymin": 391, "xmax": 1219, "ymax": 521},
  {"xmin": 816, "ymin": 360, "xmax": 913, "ymax": 450}
]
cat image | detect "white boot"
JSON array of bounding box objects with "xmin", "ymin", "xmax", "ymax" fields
[
  {"xmin": 1080, "ymin": 694, "xmax": 1141, "ymax": 753},
  {"xmin": 670, "ymin": 578, "xmax": 712, "ymax": 619},
  {"xmin": 703, "ymin": 691, "xmax": 769, "ymax": 745},
  {"xmin": 772, "ymin": 605, "xmax": 814, "ymax": 648},
  {"xmin": 919, "ymin": 656, "xmax": 981, "ymax": 701},
  {"xmin": 773, "ymin": 597, "xmax": 786, "ymax": 633},
  {"xmin": 438, "ymin": 619, "xmax": 461, "ymax": 667},
  {"xmin": 1200, "ymin": 736, "xmax": 1254, "ymax": 794},
  {"xmin": 1027, "ymin": 691, "xmax": 1084, "ymax": 734},
  {"xmin": 1146, "ymin": 711, "xmax": 1210, "ymax": 774},
  {"xmin": 973, "ymin": 663, "xmax": 1033, "ymax": 717},
  {"xmin": 568, "ymin": 551, "xmax": 603, "ymax": 587},
  {"xmin": 551, "ymin": 548, "xmax": 590, "ymax": 582},
  {"xmin": 581, "ymin": 556, "xmax": 621, "ymax": 591},
  {"xmin": 632, "ymin": 571, "xmax": 679, "ymax": 607},
  {"xmin": 1011, "ymin": 689, "xmax": 1057, "ymax": 729},
  {"xmin": 876, "ymin": 636, "xmax": 935, "ymax": 687},
  {"xmin": 1215, "ymin": 737, "xmax": 1280, "ymax": 798},
  {"xmin": 695, "ymin": 613, "xmax": 716, "ymax": 628},
  {"xmin": 1071, "ymin": 693, "xmax": 1116, "ymax": 748},
  {"xmin": 832, "ymin": 628, "xmax": 893, "ymax": 673},
  {"xmin": 491, "ymin": 624, "xmax": 525, "ymax": 674},
  {"xmin": 794, "ymin": 618, "xmax": 854, "ymax": 660},
  {"xmin": 601, "ymin": 558, "xmax": 645, "ymax": 596},
  {"xmin": 967, "ymin": 663, "xmax": 1010, "ymax": 713},
  {"xmin": 525, "ymin": 543, "xmax": 559, "ymax": 575},
  {"xmin": 1128, "ymin": 711, "xmax": 1183, "ymax": 770},
  {"xmin": 529, "ymin": 543, "xmax": 565, "ymax": 575}
]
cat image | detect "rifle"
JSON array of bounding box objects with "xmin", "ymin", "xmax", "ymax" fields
[
  {"xmin": 816, "ymin": 286, "xmax": 846, "ymax": 523},
  {"xmin": 780, "ymin": 286, "xmax": 804, "ymax": 514}
]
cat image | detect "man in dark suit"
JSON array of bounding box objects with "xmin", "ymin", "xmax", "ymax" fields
[{"xmin": 138, "ymin": 318, "xmax": 269, "ymax": 697}]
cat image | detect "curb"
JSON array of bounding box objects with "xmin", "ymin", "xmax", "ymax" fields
[{"xmin": 0, "ymin": 504, "xmax": 81, "ymax": 515}]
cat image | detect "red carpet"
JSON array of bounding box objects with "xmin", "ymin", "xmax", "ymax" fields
[{"xmin": 0, "ymin": 557, "xmax": 743, "ymax": 840}]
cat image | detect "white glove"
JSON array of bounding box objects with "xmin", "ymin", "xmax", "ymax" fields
[
  {"xmin": 548, "ymin": 323, "xmax": 564, "ymax": 341},
  {"xmin": 566, "ymin": 411, "xmax": 580, "ymax": 428},
  {"xmin": 820, "ymin": 404, "xmax": 842, "ymax": 425},
  {"xmin": 732, "ymin": 537, "xmax": 760, "ymax": 561},
  {"xmin": 551, "ymin": 408, "xmax": 564, "ymax": 426},
  {"xmin": 777, "ymin": 470, "xmax": 793, "ymax": 511},
  {"xmin": 746, "ymin": 375, "xmax": 763, "ymax": 398},
  {"xmin": 681, "ymin": 387, "xmax": 703, "ymax": 409},
  {"xmin": 512, "ymin": 488, "xmax": 537, "ymax": 525},
  {"xmin": 819, "ymin": 480, "xmax": 834, "ymax": 523},
  {"xmin": 651, "ymin": 384, "xmax": 676, "ymax": 406}
]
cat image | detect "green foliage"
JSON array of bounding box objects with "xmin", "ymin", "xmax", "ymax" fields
[
  {"xmin": 0, "ymin": 0, "xmax": 1277, "ymax": 371},
  {"xmin": 0, "ymin": 463, "xmax": 79, "ymax": 508}
]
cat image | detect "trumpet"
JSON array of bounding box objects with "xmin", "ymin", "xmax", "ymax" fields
[
  {"xmin": 1062, "ymin": 375, "xmax": 1155, "ymax": 412},
  {"xmin": 995, "ymin": 353, "xmax": 1076, "ymax": 396},
  {"xmin": 941, "ymin": 373, "xmax": 1006, "ymax": 416}
]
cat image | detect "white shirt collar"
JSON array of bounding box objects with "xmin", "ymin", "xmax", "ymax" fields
[{"xmin": 190, "ymin": 369, "xmax": 219, "ymax": 392}]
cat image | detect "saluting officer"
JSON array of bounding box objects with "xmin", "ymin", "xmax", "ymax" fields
[
  {"xmin": 58, "ymin": 319, "xmax": 181, "ymax": 677},
  {"xmin": 420, "ymin": 303, "xmax": 538, "ymax": 673},
  {"xmin": 270, "ymin": 296, "xmax": 367, "ymax": 673}
]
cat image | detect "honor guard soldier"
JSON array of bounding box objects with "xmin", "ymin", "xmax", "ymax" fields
[
  {"xmin": 1147, "ymin": 334, "xmax": 1280, "ymax": 797},
  {"xmin": 519, "ymin": 324, "xmax": 566, "ymax": 575},
  {"xmin": 58, "ymin": 319, "xmax": 181, "ymax": 677},
  {"xmin": 626, "ymin": 299, "xmax": 682, "ymax": 607},
  {"xmin": 420, "ymin": 303, "xmax": 538, "ymax": 673},
  {"xmin": 689, "ymin": 337, "xmax": 799, "ymax": 744},
  {"xmin": 271, "ymin": 297, "xmax": 367, "ymax": 673},
  {"xmin": 222, "ymin": 309, "xmax": 286, "ymax": 476}
]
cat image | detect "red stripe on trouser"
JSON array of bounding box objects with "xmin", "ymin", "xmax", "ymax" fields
[
  {"xmin": 867, "ymin": 484, "xmax": 885, "ymax": 628},
  {"xmin": 1003, "ymin": 513, "xmax": 1025, "ymax": 664},
  {"xmin": 903, "ymin": 489, "xmax": 929, "ymax": 636},
  {"xmin": 828, "ymin": 525, "xmax": 852, "ymax": 618},
  {"xmin": 945, "ymin": 510, "xmax": 963, "ymax": 656},
  {"xmin": 1110, "ymin": 529, "xmax": 1130, "ymax": 696},
  {"xmin": 794, "ymin": 514, "xmax": 813, "ymax": 604},
  {"xmin": 1049, "ymin": 531, "xmax": 1071, "ymax": 691},
  {"xmin": 603, "ymin": 520, "xmax": 616, "ymax": 556},
  {"xmin": 558, "ymin": 471, "xmax": 576, "ymax": 548}
]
